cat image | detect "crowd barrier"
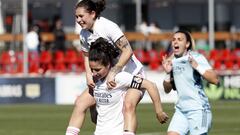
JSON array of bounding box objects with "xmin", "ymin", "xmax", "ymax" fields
[
  {"xmin": 1, "ymin": 32, "xmax": 240, "ymax": 42},
  {"xmin": 0, "ymin": 77, "xmax": 55, "ymax": 104},
  {"xmin": 0, "ymin": 71, "xmax": 239, "ymax": 104}
]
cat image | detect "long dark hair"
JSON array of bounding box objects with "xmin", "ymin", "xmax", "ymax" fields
[
  {"xmin": 89, "ymin": 37, "xmax": 120, "ymax": 66},
  {"xmin": 175, "ymin": 30, "xmax": 195, "ymax": 51},
  {"xmin": 75, "ymin": 0, "xmax": 106, "ymax": 19}
]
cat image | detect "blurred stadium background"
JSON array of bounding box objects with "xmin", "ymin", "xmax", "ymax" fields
[{"xmin": 0, "ymin": 0, "xmax": 240, "ymax": 135}]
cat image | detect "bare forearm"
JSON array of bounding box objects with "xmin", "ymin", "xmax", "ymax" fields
[
  {"xmin": 151, "ymin": 83, "xmax": 164, "ymax": 114},
  {"xmin": 202, "ymin": 70, "xmax": 219, "ymax": 85},
  {"xmin": 142, "ymin": 80, "xmax": 163, "ymax": 113},
  {"xmin": 83, "ymin": 52, "xmax": 92, "ymax": 77},
  {"xmin": 115, "ymin": 49, "xmax": 132, "ymax": 67}
]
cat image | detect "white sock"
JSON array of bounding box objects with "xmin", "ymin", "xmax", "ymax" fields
[
  {"xmin": 123, "ymin": 131, "xmax": 135, "ymax": 135},
  {"xmin": 65, "ymin": 126, "xmax": 80, "ymax": 135}
]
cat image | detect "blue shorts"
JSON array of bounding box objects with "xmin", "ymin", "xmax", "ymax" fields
[{"xmin": 168, "ymin": 108, "xmax": 212, "ymax": 135}]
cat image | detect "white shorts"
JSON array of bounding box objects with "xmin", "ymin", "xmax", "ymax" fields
[{"xmin": 168, "ymin": 108, "xmax": 212, "ymax": 135}]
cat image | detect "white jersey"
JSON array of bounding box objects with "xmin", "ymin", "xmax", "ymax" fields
[
  {"xmin": 80, "ymin": 17, "xmax": 143, "ymax": 75},
  {"xmin": 172, "ymin": 51, "xmax": 212, "ymax": 112},
  {"xmin": 93, "ymin": 72, "xmax": 138, "ymax": 135}
]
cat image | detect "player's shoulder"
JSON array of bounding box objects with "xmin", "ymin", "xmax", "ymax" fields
[
  {"xmin": 115, "ymin": 71, "xmax": 132, "ymax": 82},
  {"xmin": 190, "ymin": 51, "xmax": 204, "ymax": 58},
  {"xmin": 99, "ymin": 17, "xmax": 116, "ymax": 24},
  {"xmin": 96, "ymin": 17, "xmax": 118, "ymax": 28},
  {"xmin": 190, "ymin": 50, "xmax": 200, "ymax": 55}
]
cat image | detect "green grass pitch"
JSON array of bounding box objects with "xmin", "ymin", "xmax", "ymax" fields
[{"xmin": 0, "ymin": 100, "xmax": 239, "ymax": 135}]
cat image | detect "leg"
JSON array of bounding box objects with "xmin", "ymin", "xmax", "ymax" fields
[
  {"xmin": 66, "ymin": 88, "xmax": 95, "ymax": 135},
  {"xmin": 167, "ymin": 132, "xmax": 180, "ymax": 135},
  {"xmin": 123, "ymin": 88, "xmax": 142, "ymax": 133},
  {"xmin": 90, "ymin": 104, "xmax": 98, "ymax": 124},
  {"xmin": 188, "ymin": 109, "xmax": 212, "ymax": 135},
  {"xmin": 167, "ymin": 109, "xmax": 188, "ymax": 135}
]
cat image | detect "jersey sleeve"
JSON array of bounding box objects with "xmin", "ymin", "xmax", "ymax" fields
[
  {"xmin": 194, "ymin": 53, "xmax": 212, "ymax": 70},
  {"xmin": 105, "ymin": 21, "xmax": 124, "ymax": 43},
  {"xmin": 115, "ymin": 72, "xmax": 132, "ymax": 89},
  {"xmin": 80, "ymin": 30, "xmax": 90, "ymax": 52},
  {"xmin": 115, "ymin": 72, "xmax": 144, "ymax": 90}
]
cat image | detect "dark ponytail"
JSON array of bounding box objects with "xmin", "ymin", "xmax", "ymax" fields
[
  {"xmin": 89, "ymin": 37, "xmax": 120, "ymax": 66},
  {"xmin": 75, "ymin": 0, "xmax": 106, "ymax": 19}
]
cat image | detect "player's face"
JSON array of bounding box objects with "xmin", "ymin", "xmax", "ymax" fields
[
  {"xmin": 75, "ymin": 7, "xmax": 96, "ymax": 30},
  {"xmin": 171, "ymin": 32, "xmax": 190, "ymax": 57},
  {"xmin": 90, "ymin": 61, "xmax": 110, "ymax": 81}
]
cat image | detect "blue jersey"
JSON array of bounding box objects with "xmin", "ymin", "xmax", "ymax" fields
[{"xmin": 172, "ymin": 51, "xmax": 212, "ymax": 112}]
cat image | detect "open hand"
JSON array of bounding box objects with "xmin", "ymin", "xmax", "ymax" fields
[
  {"xmin": 188, "ymin": 53, "xmax": 198, "ymax": 69},
  {"xmin": 87, "ymin": 76, "xmax": 95, "ymax": 90},
  {"xmin": 156, "ymin": 111, "xmax": 169, "ymax": 124},
  {"xmin": 106, "ymin": 72, "xmax": 117, "ymax": 89},
  {"xmin": 162, "ymin": 55, "xmax": 173, "ymax": 73}
]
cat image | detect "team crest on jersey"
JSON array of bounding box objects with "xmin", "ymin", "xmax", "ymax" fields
[{"xmin": 130, "ymin": 76, "xmax": 143, "ymax": 89}]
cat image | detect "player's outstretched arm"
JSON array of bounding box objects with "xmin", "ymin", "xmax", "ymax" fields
[
  {"xmin": 141, "ymin": 79, "xmax": 169, "ymax": 124},
  {"xmin": 83, "ymin": 52, "xmax": 96, "ymax": 89}
]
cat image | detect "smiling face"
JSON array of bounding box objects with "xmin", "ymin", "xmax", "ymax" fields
[
  {"xmin": 171, "ymin": 32, "xmax": 190, "ymax": 58},
  {"xmin": 75, "ymin": 7, "xmax": 96, "ymax": 30},
  {"xmin": 90, "ymin": 61, "xmax": 110, "ymax": 81}
]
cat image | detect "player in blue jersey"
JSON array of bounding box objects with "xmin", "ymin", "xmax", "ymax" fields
[{"xmin": 162, "ymin": 30, "xmax": 219, "ymax": 135}]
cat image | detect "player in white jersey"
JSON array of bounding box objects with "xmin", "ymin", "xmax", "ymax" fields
[
  {"xmin": 66, "ymin": 1, "xmax": 146, "ymax": 135},
  {"xmin": 162, "ymin": 30, "xmax": 219, "ymax": 135},
  {"xmin": 80, "ymin": 15, "xmax": 143, "ymax": 75},
  {"xmin": 66, "ymin": 37, "xmax": 168, "ymax": 135}
]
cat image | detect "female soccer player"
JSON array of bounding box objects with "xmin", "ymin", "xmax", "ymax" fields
[
  {"xmin": 67, "ymin": 1, "xmax": 149, "ymax": 134},
  {"xmin": 66, "ymin": 38, "xmax": 168, "ymax": 135},
  {"xmin": 162, "ymin": 30, "xmax": 219, "ymax": 135}
]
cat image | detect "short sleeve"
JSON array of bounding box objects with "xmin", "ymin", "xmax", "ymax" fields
[
  {"xmin": 80, "ymin": 30, "xmax": 90, "ymax": 52},
  {"xmin": 115, "ymin": 72, "xmax": 133, "ymax": 89},
  {"xmin": 193, "ymin": 53, "xmax": 212, "ymax": 70},
  {"xmin": 104, "ymin": 21, "xmax": 124, "ymax": 43}
]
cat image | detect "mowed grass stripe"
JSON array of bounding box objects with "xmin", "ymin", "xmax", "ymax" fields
[{"xmin": 0, "ymin": 101, "xmax": 239, "ymax": 135}]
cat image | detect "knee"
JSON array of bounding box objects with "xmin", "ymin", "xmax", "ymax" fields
[
  {"xmin": 167, "ymin": 131, "xmax": 180, "ymax": 135},
  {"xmin": 74, "ymin": 96, "xmax": 90, "ymax": 112},
  {"xmin": 124, "ymin": 100, "xmax": 137, "ymax": 113}
]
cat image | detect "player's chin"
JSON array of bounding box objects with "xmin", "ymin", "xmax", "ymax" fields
[{"xmin": 79, "ymin": 24, "xmax": 86, "ymax": 29}]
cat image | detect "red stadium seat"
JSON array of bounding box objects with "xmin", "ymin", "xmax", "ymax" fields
[
  {"xmin": 65, "ymin": 49, "xmax": 78, "ymax": 72},
  {"xmin": 76, "ymin": 51, "xmax": 85, "ymax": 72},
  {"xmin": 28, "ymin": 51, "xmax": 39, "ymax": 62},
  {"xmin": 237, "ymin": 59, "xmax": 240, "ymax": 70},
  {"xmin": 134, "ymin": 49, "xmax": 148, "ymax": 64},
  {"xmin": 146, "ymin": 49, "xmax": 160, "ymax": 70},
  {"xmin": 39, "ymin": 51, "xmax": 53, "ymax": 73},
  {"xmin": 209, "ymin": 49, "xmax": 220, "ymax": 61},
  {"xmin": 220, "ymin": 49, "xmax": 231, "ymax": 61},
  {"xmin": 15, "ymin": 51, "xmax": 23, "ymax": 73},
  {"xmin": 224, "ymin": 60, "xmax": 234, "ymax": 70},
  {"xmin": 28, "ymin": 51, "xmax": 40, "ymax": 73},
  {"xmin": 213, "ymin": 59, "xmax": 223, "ymax": 70},
  {"xmin": 0, "ymin": 51, "xmax": 16, "ymax": 74},
  {"xmin": 53, "ymin": 51, "xmax": 66, "ymax": 72}
]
